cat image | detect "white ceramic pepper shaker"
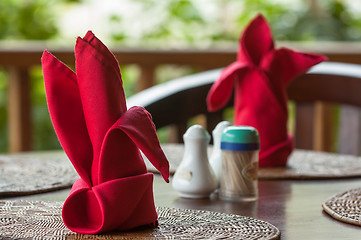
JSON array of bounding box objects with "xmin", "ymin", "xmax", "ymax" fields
[
  {"xmin": 172, "ymin": 125, "xmax": 217, "ymax": 198},
  {"xmin": 210, "ymin": 121, "xmax": 231, "ymax": 186}
]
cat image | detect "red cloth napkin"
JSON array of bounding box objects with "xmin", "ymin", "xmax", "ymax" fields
[
  {"xmin": 207, "ymin": 14, "xmax": 326, "ymax": 167},
  {"xmin": 42, "ymin": 31, "xmax": 169, "ymax": 234}
]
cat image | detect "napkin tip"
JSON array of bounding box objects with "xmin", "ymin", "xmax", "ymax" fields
[
  {"xmin": 206, "ymin": 99, "xmax": 222, "ymax": 113},
  {"xmin": 41, "ymin": 50, "xmax": 50, "ymax": 62},
  {"xmin": 162, "ymin": 172, "xmax": 170, "ymax": 183},
  {"xmin": 207, "ymin": 104, "xmax": 216, "ymax": 112},
  {"xmin": 320, "ymin": 55, "xmax": 328, "ymax": 62}
]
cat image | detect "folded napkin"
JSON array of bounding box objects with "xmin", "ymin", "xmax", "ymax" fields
[
  {"xmin": 42, "ymin": 31, "xmax": 169, "ymax": 234},
  {"xmin": 207, "ymin": 14, "xmax": 326, "ymax": 167}
]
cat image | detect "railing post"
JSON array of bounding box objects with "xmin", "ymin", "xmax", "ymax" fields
[
  {"xmin": 338, "ymin": 105, "xmax": 361, "ymax": 155},
  {"xmin": 294, "ymin": 102, "xmax": 315, "ymax": 150},
  {"xmin": 7, "ymin": 67, "xmax": 32, "ymax": 152},
  {"xmin": 137, "ymin": 64, "xmax": 156, "ymax": 92},
  {"xmin": 314, "ymin": 102, "xmax": 334, "ymax": 152}
]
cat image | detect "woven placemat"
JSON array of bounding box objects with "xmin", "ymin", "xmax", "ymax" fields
[
  {"xmin": 0, "ymin": 200, "xmax": 280, "ymax": 240},
  {"xmin": 322, "ymin": 188, "xmax": 361, "ymax": 227},
  {"xmin": 259, "ymin": 150, "xmax": 361, "ymax": 179},
  {"xmin": 2, "ymin": 144, "xmax": 361, "ymax": 198},
  {"xmin": 144, "ymin": 144, "xmax": 361, "ymax": 180},
  {"xmin": 0, "ymin": 151, "xmax": 78, "ymax": 197}
]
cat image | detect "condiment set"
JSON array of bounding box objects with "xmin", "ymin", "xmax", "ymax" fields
[{"xmin": 172, "ymin": 122, "xmax": 259, "ymax": 201}]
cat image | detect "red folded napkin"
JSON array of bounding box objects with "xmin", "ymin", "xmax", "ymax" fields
[
  {"xmin": 207, "ymin": 14, "xmax": 326, "ymax": 167},
  {"xmin": 42, "ymin": 31, "xmax": 169, "ymax": 234}
]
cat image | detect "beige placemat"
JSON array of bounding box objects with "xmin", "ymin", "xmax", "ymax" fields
[
  {"xmin": 2, "ymin": 144, "xmax": 361, "ymax": 198},
  {"xmin": 0, "ymin": 200, "xmax": 280, "ymax": 240},
  {"xmin": 259, "ymin": 150, "xmax": 361, "ymax": 179},
  {"xmin": 322, "ymin": 188, "xmax": 361, "ymax": 226},
  {"xmin": 145, "ymin": 144, "xmax": 361, "ymax": 180},
  {"xmin": 0, "ymin": 151, "xmax": 78, "ymax": 197}
]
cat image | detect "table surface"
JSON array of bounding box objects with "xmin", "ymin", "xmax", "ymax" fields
[{"xmin": 4, "ymin": 173, "xmax": 361, "ymax": 240}]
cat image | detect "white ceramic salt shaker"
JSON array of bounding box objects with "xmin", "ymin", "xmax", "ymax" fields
[
  {"xmin": 210, "ymin": 121, "xmax": 231, "ymax": 185},
  {"xmin": 172, "ymin": 125, "xmax": 217, "ymax": 198}
]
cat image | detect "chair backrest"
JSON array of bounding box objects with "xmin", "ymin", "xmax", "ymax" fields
[{"xmin": 127, "ymin": 62, "xmax": 361, "ymax": 155}]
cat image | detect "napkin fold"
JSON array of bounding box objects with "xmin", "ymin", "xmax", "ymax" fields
[
  {"xmin": 42, "ymin": 31, "xmax": 169, "ymax": 234},
  {"xmin": 207, "ymin": 14, "xmax": 326, "ymax": 167}
]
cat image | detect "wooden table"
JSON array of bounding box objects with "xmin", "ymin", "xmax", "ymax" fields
[{"xmin": 5, "ymin": 174, "xmax": 361, "ymax": 239}]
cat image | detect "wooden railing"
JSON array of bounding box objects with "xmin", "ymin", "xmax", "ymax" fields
[{"xmin": 1, "ymin": 41, "xmax": 361, "ymax": 152}]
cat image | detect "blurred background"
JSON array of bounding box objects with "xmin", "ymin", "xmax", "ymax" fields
[{"xmin": 0, "ymin": 0, "xmax": 360, "ymax": 152}]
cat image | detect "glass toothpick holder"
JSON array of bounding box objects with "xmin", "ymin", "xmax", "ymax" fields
[{"xmin": 219, "ymin": 126, "xmax": 259, "ymax": 201}]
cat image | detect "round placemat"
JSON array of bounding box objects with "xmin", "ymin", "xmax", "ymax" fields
[
  {"xmin": 0, "ymin": 151, "xmax": 78, "ymax": 197},
  {"xmin": 259, "ymin": 150, "xmax": 361, "ymax": 179},
  {"xmin": 322, "ymin": 188, "xmax": 361, "ymax": 226},
  {"xmin": 3, "ymin": 144, "xmax": 361, "ymax": 198},
  {"xmin": 144, "ymin": 144, "xmax": 361, "ymax": 180},
  {"xmin": 0, "ymin": 200, "xmax": 280, "ymax": 240}
]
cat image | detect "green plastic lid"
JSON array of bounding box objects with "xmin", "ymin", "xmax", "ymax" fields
[{"xmin": 221, "ymin": 126, "xmax": 259, "ymax": 151}]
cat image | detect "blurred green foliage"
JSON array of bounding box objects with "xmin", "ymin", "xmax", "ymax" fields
[
  {"xmin": 0, "ymin": 0, "xmax": 59, "ymax": 39},
  {"xmin": 274, "ymin": 1, "xmax": 361, "ymax": 41},
  {"xmin": 0, "ymin": 0, "xmax": 360, "ymax": 151},
  {"xmin": 108, "ymin": 0, "xmax": 361, "ymax": 45}
]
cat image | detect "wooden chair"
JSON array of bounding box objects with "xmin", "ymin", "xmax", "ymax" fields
[{"xmin": 127, "ymin": 62, "xmax": 361, "ymax": 155}]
